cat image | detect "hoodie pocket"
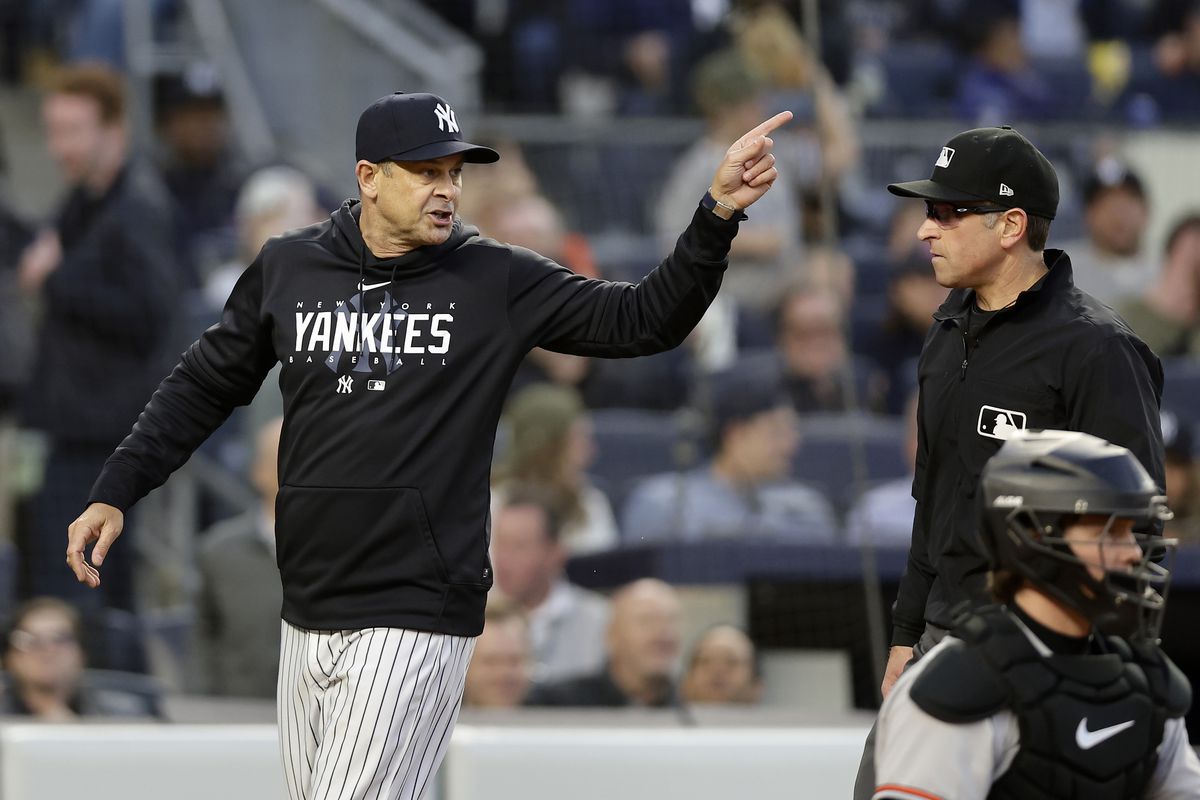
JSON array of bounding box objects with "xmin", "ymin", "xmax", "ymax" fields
[{"xmin": 275, "ymin": 485, "xmax": 449, "ymax": 603}]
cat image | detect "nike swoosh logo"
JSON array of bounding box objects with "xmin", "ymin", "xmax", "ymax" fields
[
  {"xmin": 1075, "ymin": 718, "xmax": 1135, "ymax": 750},
  {"xmin": 358, "ymin": 281, "xmax": 390, "ymax": 292}
]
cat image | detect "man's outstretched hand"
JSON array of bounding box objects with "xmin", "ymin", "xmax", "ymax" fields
[
  {"xmin": 708, "ymin": 110, "xmax": 793, "ymax": 213},
  {"xmin": 66, "ymin": 502, "xmax": 124, "ymax": 588}
]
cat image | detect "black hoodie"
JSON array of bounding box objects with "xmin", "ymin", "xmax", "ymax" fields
[{"xmin": 89, "ymin": 198, "xmax": 737, "ymax": 635}]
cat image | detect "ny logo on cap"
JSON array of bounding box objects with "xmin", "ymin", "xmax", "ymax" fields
[
  {"xmin": 434, "ymin": 103, "xmax": 459, "ymax": 134},
  {"xmin": 935, "ymin": 147, "xmax": 955, "ymax": 169}
]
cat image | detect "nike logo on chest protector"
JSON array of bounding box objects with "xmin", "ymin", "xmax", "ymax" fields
[{"xmin": 1075, "ymin": 718, "xmax": 1136, "ymax": 750}]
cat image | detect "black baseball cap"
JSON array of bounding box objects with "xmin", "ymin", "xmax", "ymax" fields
[
  {"xmin": 1082, "ymin": 156, "xmax": 1145, "ymax": 206},
  {"xmin": 355, "ymin": 92, "xmax": 499, "ymax": 165},
  {"xmin": 888, "ymin": 126, "xmax": 1059, "ymax": 220},
  {"xmin": 710, "ymin": 356, "xmax": 789, "ymax": 437}
]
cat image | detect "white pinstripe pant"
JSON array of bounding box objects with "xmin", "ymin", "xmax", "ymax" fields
[{"xmin": 278, "ymin": 621, "xmax": 475, "ymax": 800}]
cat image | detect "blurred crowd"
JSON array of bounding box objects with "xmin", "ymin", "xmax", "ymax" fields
[
  {"xmin": 425, "ymin": 0, "xmax": 1200, "ymax": 124},
  {"xmin": 0, "ymin": 0, "xmax": 1197, "ymax": 719}
]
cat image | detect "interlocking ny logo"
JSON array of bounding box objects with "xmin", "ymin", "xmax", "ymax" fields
[
  {"xmin": 337, "ymin": 375, "xmax": 354, "ymax": 394},
  {"xmin": 434, "ymin": 103, "xmax": 459, "ymax": 133}
]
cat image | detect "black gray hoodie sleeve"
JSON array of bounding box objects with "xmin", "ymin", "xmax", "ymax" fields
[
  {"xmin": 88, "ymin": 257, "xmax": 276, "ymax": 510},
  {"xmin": 505, "ymin": 204, "xmax": 737, "ymax": 355}
]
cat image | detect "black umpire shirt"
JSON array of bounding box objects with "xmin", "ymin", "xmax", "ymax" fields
[{"xmin": 892, "ymin": 249, "xmax": 1166, "ymax": 647}]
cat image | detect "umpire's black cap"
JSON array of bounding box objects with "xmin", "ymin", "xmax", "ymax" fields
[
  {"xmin": 887, "ymin": 126, "xmax": 1059, "ymax": 220},
  {"xmin": 355, "ymin": 92, "xmax": 499, "ymax": 164}
]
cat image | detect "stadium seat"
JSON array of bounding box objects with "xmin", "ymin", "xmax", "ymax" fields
[
  {"xmin": 1162, "ymin": 357, "xmax": 1200, "ymax": 425},
  {"xmin": 81, "ymin": 669, "xmax": 165, "ymax": 718},
  {"xmin": 587, "ymin": 408, "xmax": 706, "ymax": 512},
  {"xmin": 0, "ymin": 539, "xmax": 13, "ymax": 622},
  {"xmin": 791, "ymin": 412, "xmax": 909, "ymax": 516},
  {"xmin": 870, "ymin": 42, "xmax": 959, "ymax": 118},
  {"xmin": 1031, "ymin": 57, "xmax": 1095, "ymax": 118},
  {"xmin": 143, "ymin": 605, "xmax": 196, "ymax": 688},
  {"xmin": 101, "ymin": 608, "xmax": 150, "ymax": 675}
]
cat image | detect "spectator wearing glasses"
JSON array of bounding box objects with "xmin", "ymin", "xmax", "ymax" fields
[
  {"xmin": 1, "ymin": 597, "xmax": 154, "ymax": 719},
  {"xmin": 852, "ymin": 126, "xmax": 1165, "ymax": 800}
]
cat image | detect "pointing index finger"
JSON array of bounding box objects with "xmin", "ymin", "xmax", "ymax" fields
[{"xmin": 746, "ymin": 110, "xmax": 793, "ymax": 140}]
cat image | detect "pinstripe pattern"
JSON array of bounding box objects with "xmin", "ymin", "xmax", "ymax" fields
[{"xmin": 278, "ymin": 621, "xmax": 475, "ymax": 800}]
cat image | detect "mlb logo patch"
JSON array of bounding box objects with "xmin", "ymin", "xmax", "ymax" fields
[
  {"xmin": 935, "ymin": 147, "xmax": 955, "ymax": 168},
  {"xmin": 978, "ymin": 405, "xmax": 1027, "ymax": 440},
  {"xmin": 367, "ymin": 380, "xmax": 386, "ymax": 392}
]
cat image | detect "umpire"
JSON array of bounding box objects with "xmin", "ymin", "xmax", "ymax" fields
[{"xmin": 854, "ymin": 126, "xmax": 1166, "ymax": 799}]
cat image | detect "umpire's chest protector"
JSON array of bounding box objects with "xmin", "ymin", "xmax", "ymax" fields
[{"xmin": 910, "ymin": 607, "xmax": 1191, "ymax": 800}]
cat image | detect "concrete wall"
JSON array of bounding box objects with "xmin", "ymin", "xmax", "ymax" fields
[{"xmin": 0, "ymin": 720, "xmax": 872, "ymax": 800}]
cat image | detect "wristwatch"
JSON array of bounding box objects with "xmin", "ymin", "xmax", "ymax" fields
[{"xmin": 701, "ymin": 190, "xmax": 744, "ymax": 221}]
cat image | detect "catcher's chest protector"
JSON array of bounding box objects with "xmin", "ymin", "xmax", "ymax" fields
[{"xmin": 910, "ymin": 606, "xmax": 1191, "ymax": 800}]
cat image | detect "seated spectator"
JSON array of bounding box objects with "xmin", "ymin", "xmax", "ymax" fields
[
  {"xmin": 463, "ymin": 594, "xmax": 533, "ymax": 708},
  {"xmin": 1120, "ymin": 213, "xmax": 1200, "ymax": 357},
  {"xmin": 191, "ymin": 417, "xmax": 284, "ymax": 698},
  {"xmin": 204, "ymin": 165, "xmax": 326, "ymax": 310},
  {"xmin": 656, "ymin": 48, "xmax": 805, "ymax": 312},
  {"xmin": 859, "ymin": 199, "xmax": 946, "ymax": 402},
  {"xmin": 18, "ymin": 64, "xmax": 181, "ymax": 642},
  {"xmin": 776, "ymin": 284, "xmax": 885, "ymax": 414},
  {"xmin": 525, "ymin": 578, "xmax": 681, "ymax": 708},
  {"xmin": 454, "ymin": 138, "xmax": 541, "ymax": 225},
  {"xmin": 1019, "ymin": 0, "xmax": 1087, "ymax": 59},
  {"xmin": 494, "ymin": 384, "xmax": 619, "ymax": 554},
  {"xmin": 560, "ymin": 0, "xmax": 719, "ymax": 116},
  {"xmin": 797, "ymin": 246, "xmax": 857, "ymax": 310},
  {"xmin": 0, "ymin": 178, "xmax": 32, "ymax": 543},
  {"xmin": 475, "ymin": 191, "xmax": 597, "ymax": 278},
  {"xmin": 1162, "ymin": 411, "xmax": 1200, "ymax": 543},
  {"xmin": 845, "ymin": 393, "xmax": 919, "ymax": 547},
  {"xmin": 490, "ymin": 485, "xmax": 609, "ymax": 683},
  {"xmin": 680, "ymin": 624, "xmax": 762, "ymax": 706},
  {"xmin": 154, "ymin": 63, "xmax": 247, "ymax": 283},
  {"xmin": 621, "ymin": 361, "xmax": 836, "ymax": 543},
  {"xmin": 478, "ymin": 190, "xmax": 694, "ymax": 408},
  {"xmin": 0, "ymin": 178, "xmax": 33, "ymax": 419},
  {"xmin": 2, "ymin": 597, "xmax": 157, "ymax": 718},
  {"xmin": 729, "ymin": 1, "xmax": 860, "ymax": 185},
  {"xmin": 954, "ymin": 3, "xmax": 1055, "ymax": 124},
  {"xmin": 884, "ymin": 199, "xmax": 930, "ymax": 267},
  {"xmin": 1057, "ymin": 158, "xmax": 1153, "ymax": 307},
  {"xmin": 1123, "ymin": 0, "xmax": 1200, "ymax": 121},
  {"xmin": 862, "ymin": 251, "xmax": 948, "ymax": 414}
]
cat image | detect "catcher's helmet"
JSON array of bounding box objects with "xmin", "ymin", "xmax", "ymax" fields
[{"xmin": 979, "ymin": 429, "xmax": 1174, "ymax": 641}]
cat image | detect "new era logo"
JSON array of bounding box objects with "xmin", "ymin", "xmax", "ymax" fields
[
  {"xmin": 935, "ymin": 147, "xmax": 955, "ymax": 169},
  {"xmin": 999, "ymin": 183, "xmax": 1014, "ymax": 196},
  {"xmin": 978, "ymin": 405, "xmax": 1027, "ymax": 440}
]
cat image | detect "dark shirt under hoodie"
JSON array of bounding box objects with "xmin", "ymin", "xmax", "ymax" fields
[{"xmin": 89, "ymin": 199, "xmax": 737, "ymax": 636}]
